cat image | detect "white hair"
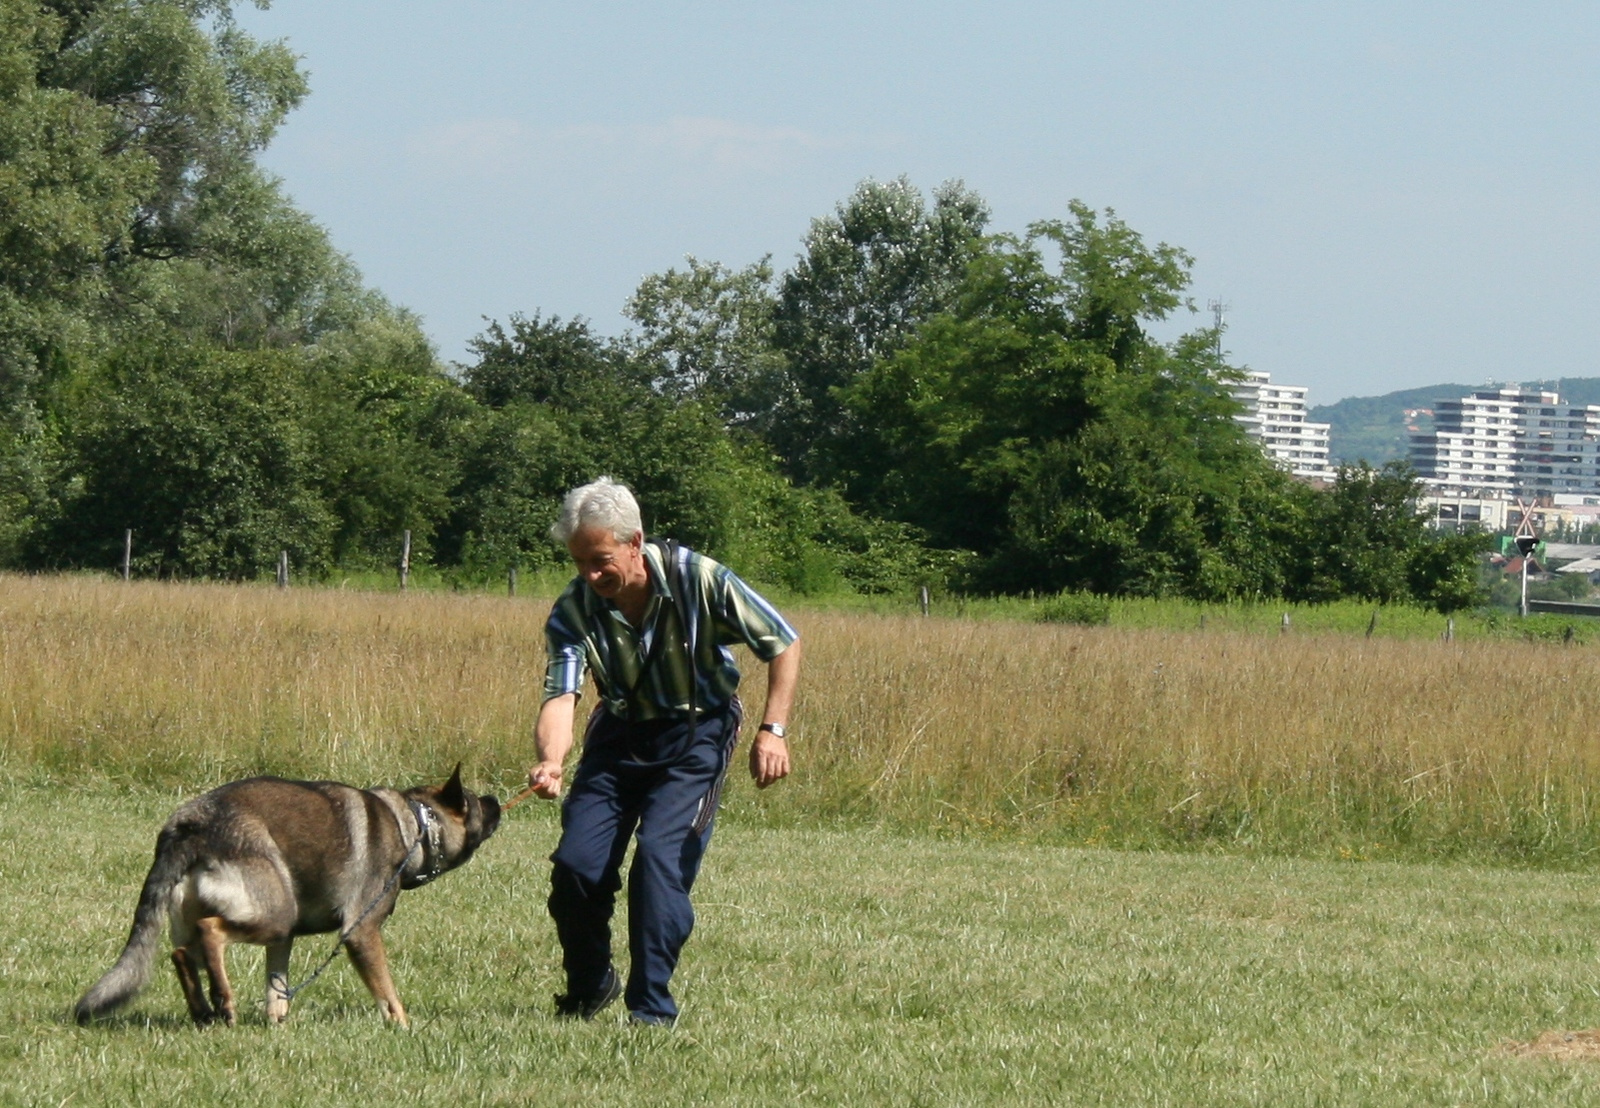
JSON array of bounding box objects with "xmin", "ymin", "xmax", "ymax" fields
[{"xmin": 550, "ymin": 477, "xmax": 643, "ymax": 545}]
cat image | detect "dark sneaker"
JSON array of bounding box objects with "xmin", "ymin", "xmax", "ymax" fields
[
  {"xmin": 554, "ymin": 966, "xmax": 621, "ymax": 1020},
  {"xmin": 628, "ymin": 1011, "xmax": 676, "ymax": 1028}
]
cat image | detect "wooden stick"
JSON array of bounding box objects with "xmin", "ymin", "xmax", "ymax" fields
[{"xmin": 501, "ymin": 784, "xmax": 541, "ymax": 812}]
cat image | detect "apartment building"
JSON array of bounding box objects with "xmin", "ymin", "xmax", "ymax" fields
[
  {"xmin": 1408, "ymin": 387, "xmax": 1600, "ymax": 499},
  {"xmin": 1228, "ymin": 370, "xmax": 1333, "ymax": 480}
]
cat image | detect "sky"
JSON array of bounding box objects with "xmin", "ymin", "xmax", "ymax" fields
[{"xmin": 234, "ymin": 1, "xmax": 1600, "ymax": 405}]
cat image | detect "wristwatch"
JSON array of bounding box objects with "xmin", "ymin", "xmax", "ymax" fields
[{"xmin": 757, "ymin": 722, "xmax": 787, "ymax": 739}]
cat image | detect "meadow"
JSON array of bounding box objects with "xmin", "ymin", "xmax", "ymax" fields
[
  {"xmin": 7, "ymin": 573, "xmax": 1600, "ymax": 1104},
  {"xmin": 9, "ymin": 785, "xmax": 1600, "ymax": 1105},
  {"xmin": 4, "ymin": 574, "xmax": 1600, "ymax": 863}
]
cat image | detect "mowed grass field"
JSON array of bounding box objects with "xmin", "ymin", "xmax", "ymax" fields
[
  {"xmin": 7, "ymin": 784, "xmax": 1600, "ymax": 1105},
  {"xmin": 6, "ymin": 574, "xmax": 1600, "ymax": 1103}
]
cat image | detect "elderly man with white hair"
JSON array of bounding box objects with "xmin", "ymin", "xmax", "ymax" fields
[{"xmin": 527, "ymin": 477, "xmax": 801, "ymax": 1026}]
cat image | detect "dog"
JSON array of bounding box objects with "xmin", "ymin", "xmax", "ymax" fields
[{"xmin": 74, "ymin": 765, "xmax": 500, "ymax": 1029}]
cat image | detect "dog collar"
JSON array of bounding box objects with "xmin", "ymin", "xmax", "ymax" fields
[{"xmin": 405, "ymin": 799, "xmax": 445, "ymax": 887}]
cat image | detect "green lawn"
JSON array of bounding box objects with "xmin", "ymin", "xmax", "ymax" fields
[{"xmin": 7, "ymin": 783, "xmax": 1600, "ymax": 1105}]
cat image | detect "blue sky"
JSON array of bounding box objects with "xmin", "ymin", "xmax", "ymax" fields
[{"xmin": 236, "ymin": 1, "xmax": 1600, "ymax": 404}]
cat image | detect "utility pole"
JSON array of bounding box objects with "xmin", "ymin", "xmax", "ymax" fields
[{"xmin": 1514, "ymin": 499, "xmax": 1539, "ymax": 618}]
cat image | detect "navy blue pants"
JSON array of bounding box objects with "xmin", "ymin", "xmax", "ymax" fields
[{"xmin": 548, "ymin": 702, "xmax": 740, "ymax": 1021}]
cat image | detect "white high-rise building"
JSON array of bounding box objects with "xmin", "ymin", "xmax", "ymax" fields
[
  {"xmin": 1228, "ymin": 370, "xmax": 1333, "ymax": 480},
  {"xmin": 1409, "ymin": 387, "xmax": 1600, "ymax": 499}
]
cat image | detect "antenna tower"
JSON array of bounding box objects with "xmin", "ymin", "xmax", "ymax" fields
[{"xmin": 1207, "ymin": 299, "xmax": 1230, "ymax": 362}]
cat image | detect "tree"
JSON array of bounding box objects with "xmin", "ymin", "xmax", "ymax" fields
[
  {"xmin": 1292, "ymin": 461, "xmax": 1483, "ymax": 611},
  {"xmin": 303, "ymin": 310, "xmax": 473, "ymax": 568},
  {"xmin": 38, "ymin": 339, "xmax": 334, "ymax": 578},
  {"xmin": 770, "ymin": 176, "xmax": 989, "ymax": 481},
  {"xmin": 842, "ymin": 203, "xmax": 1300, "ymax": 598},
  {"xmin": 625, "ymin": 255, "xmax": 787, "ymax": 427}
]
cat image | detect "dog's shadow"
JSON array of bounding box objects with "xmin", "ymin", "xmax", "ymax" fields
[{"xmin": 66, "ymin": 1009, "xmax": 198, "ymax": 1032}]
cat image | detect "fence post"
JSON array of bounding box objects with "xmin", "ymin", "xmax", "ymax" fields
[
  {"xmin": 508, "ymin": 564, "xmax": 518, "ymax": 597},
  {"xmin": 1444, "ymin": 617, "xmax": 1454, "ymax": 643},
  {"xmin": 122, "ymin": 529, "xmax": 132, "ymax": 581},
  {"xmin": 1365, "ymin": 610, "xmax": 1378, "ymax": 639},
  {"xmin": 399, "ymin": 530, "xmax": 412, "ymax": 591},
  {"xmin": 918, "ymin": 585, "xmax": 930, "ymax": 617},
  {"xmin": 1280, "ymin": 612, "xmax": 1290, "ymax": 635},
  {"xmin": 277, "ymin": 550, "xmax": 289, "ymax": 589}
]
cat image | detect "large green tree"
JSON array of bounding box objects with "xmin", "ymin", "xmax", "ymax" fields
[
  {"xmin": 842, "ymin": 203, "xmax": 1301, "ymax": 598},
  {"xmin": 38, "ymin": 339, "xmax": 334, "ymax": 577},
  {"xmin": 769, "ymin": 176, "xmax": 989, "ymax": 481},
  {"xmin": 1, "ymin": 0, "xmax": 437, "ymax": 571},
  {"xmin": 625, "ymin": 255, "xmax": 787, "ymax": 428}
]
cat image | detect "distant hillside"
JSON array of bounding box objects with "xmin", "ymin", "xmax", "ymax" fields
[{"xmin": 1310, "ymin": 378, "xmax": 1600, "ymax": 466}]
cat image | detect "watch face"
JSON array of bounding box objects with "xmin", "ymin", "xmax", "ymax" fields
[{"xmin": 761, "ymin": 722, "xmax": 786, "ymax": 738}]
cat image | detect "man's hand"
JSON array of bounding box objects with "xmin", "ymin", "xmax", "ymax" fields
[
  {"xmin": 749, "ymin": 731, "xmax": 790, "ymax": 789},
  {"xmin": 528, "ymin": 760, "xmax": 565, "ymax": 800}
]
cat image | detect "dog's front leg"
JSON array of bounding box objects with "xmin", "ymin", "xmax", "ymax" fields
[
  {"xmin": 265, "ymin": 939, "xmax": 293, "ymax": 1024},
  {"xmin": 343, "ymin": 923, "xmax": 408, "ymax": 1029}
]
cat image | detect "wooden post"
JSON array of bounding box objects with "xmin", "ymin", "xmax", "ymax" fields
[
  {"xmin": 1280, "ymin": 612, "xmax": 1290, "ymax": 635},
  {"xmin": 121, "ymin": 529, "xmax": 132, "ymax": 581},
  {"xmin": 508, "ymin": 564, "xmax": 518, "ymax": 597},
  {"xmin": 277, "ymin": 550, "xmax": 289, "ymax": 590},
  {"xmin": 918, "ymin": 585, "xmax": 930, "ymax": 617},
  {"xmin": 1444, "ymin": 617, "xmax": 1454, "ymax": 643},
  {"xmin": 1365, "ymin": 610, "xmax": 1378, "ymax": 639},
  {"xmin": 399, "ymin": 530, "xmax": 412, "ymax": 591}
]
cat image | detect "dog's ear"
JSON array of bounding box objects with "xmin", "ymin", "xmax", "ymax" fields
[{"xmin": 439, "ymin": 763, "xmax": 466, "ymax": 811}]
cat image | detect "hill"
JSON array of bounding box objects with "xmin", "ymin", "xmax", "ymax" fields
[{"xmin": 1311, "ymin": 378, "xmax": 1600, "ymax": 466}]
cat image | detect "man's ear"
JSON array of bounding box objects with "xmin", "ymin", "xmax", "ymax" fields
[{"xmin": 628, "ymin": 530, "xmax": 644, "ymax": 553}]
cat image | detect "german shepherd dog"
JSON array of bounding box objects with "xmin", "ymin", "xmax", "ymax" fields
[{"xmin": 74, "ymin": 766, "xmax": 500, "ymax": 1029}]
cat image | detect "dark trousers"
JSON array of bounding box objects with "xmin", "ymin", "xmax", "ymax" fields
[{"xmin": 548, "ymin": 702, "xmax": 740, "ymax": 1021}]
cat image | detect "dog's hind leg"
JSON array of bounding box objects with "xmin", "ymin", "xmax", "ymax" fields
[
  {"xmin": 264, "ymin": 939, "xmax": 293, "ymax": 1024},
  {"xmin": 344, "ymin": 923, "xmax": 408, "ymax": 1029},
  {"xmin": 195, "ymin": 917, "xmax": 237, "ymax": 1027},
  {"xmin": 171, "ymin": 945, "xmax": 215, "ymax": 1026}
]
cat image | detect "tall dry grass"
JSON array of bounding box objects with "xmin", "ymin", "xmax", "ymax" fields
[
  {"xmin": 3, "ymin": 574, "xmax": 1598, "ymax": 860},
  {"xmin": 0, "ymin": 575, "xmax": 550, "ymax": 788}
]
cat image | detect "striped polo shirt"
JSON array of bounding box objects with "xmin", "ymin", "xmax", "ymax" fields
[{"xmin": 542, "ymin": 540, "xmax": 798, "ymax": 721}]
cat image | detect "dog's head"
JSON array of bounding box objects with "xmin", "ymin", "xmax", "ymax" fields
[{"xmin": 405, "ymin": 764, "xmax": 501, "ymax": 879}]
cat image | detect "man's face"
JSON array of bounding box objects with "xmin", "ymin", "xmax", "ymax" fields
[{"xmin": 567, "ymin": 526, "xmax": 645, "ymax": 599}]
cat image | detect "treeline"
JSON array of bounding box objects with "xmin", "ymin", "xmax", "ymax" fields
[{"xmin": 0, "ymin": 0, "xmax": 1482, "ymax": 608}]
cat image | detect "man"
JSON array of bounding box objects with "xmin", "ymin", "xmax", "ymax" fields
[{"xmin": 527, "ymin": 477, "xmax": 800, "ymax": 1026}]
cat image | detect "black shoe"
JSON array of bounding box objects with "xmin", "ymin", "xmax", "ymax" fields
[{"xmin": 554, "ymin": 966, "xmax": 621, "ymax": 1020}]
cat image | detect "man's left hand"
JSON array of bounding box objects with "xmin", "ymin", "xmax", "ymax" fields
[{"xmin": 749, "ymin": 731, "xmax": 790, "ymax": 788}]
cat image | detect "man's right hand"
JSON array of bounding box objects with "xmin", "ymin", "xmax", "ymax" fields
[{"xmin": 528, "ymin": 761, "xmax": 564, "ymax": 799}]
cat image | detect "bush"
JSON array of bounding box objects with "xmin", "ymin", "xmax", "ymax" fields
[{"xmin": 1035, "ymin": 590, "xmax": 1112, "ymax": 625}]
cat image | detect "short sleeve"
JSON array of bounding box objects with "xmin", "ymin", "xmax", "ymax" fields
[
  {"xmin": 711, "ymin": 566, "xmax": 798, "ymax": 662},
  {"xmin": 542, "ymin": 592, "xmax": 590, "ymax": 703}
]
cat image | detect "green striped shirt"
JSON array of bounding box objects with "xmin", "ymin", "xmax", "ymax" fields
[{"xmin": 542, "ymin": 540, "xmax": 798, "ymax": 721}]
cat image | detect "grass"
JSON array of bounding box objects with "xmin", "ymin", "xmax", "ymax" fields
[
  {"xmin": 6, "ymin": 574, "xmax": 1600, "ymax": 863},
  {"xmin": 10, "ymin": 782, "xmax": 1600, "ymax": 1106}
]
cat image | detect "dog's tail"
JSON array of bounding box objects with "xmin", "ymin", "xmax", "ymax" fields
[{"xmin": 74, "ymin": 826, "xmax": 194, "ymax": 1024}]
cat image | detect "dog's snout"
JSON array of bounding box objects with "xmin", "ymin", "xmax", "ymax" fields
[{"xmin": 479, "ymin": 794, "xmax": 502, "ymax": 840}]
